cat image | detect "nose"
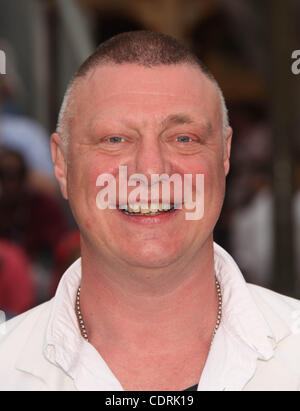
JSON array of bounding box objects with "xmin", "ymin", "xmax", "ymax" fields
[{"xmin": 133, "ymin": 137, "xmax": 171, "ymax": 178}]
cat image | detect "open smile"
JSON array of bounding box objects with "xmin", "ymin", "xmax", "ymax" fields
[
  {"xmin": 119, "ymin": 203, "xmax": 176, "ymax": 216},
  {"xmin": 116, "ymin": 203, "xmax": 179, "ymax": 224}
]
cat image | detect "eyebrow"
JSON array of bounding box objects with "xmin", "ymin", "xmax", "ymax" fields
[
  {"xmin": 161, "ymin": 113, "xmax": 212, "ymax": 134},
  {"xmin": 161, "ymin": 113, "xmax": 193, "ymax": 127}
]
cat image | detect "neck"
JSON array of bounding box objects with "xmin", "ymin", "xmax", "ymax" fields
[{"xmin": 79, "ymin": 237, "xmax": 218, "ymax": 354}]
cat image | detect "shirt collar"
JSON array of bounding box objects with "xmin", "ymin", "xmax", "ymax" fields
[
  {"xmin": 45, "ymin": 259, "xmax": 82, "ymax": 359},
  {"xmin": 196, "ymin": 243, "xmax": 276, "ymax": 391},
  {"xmin": 44, "ymin": 259, "xmax": 123, "ymax": 390},
  {"xmin": 44, "ymin": 243, "xmax": 277, "ymax": 390},
  {"xmin": 213, "ymin": 243, "xmax": 275, "ymax": 360}
]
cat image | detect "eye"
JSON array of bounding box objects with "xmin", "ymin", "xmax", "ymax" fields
[
  {"xmin": 176, "ymin": 135, "xmax": 192, "ymax": 143},
  {"xmin": 108, "ymin": 136, "xmax": 124, "ymax": 143}
]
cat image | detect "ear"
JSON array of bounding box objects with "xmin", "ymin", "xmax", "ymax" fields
[
  {"xmin": 223, "ymin": 127, "xmax": 233, "ymax": 177},
  {"xmin": 50, "ymin": 133, "xmax": 68, "ymax": 199}
]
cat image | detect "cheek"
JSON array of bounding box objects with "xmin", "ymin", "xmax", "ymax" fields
[
  {"xmin": 70, "ymin": 153, "xmax": 118, "ymax": 195},
  {"xmin": 186, "ymin": 156, "xmax": 226, "ymax": 217},
  {"xmin": 66, "ymin": 155, "xmax": 104, "ymax": 220},
  {"xmin": 182, "ymin": 155, "xmax": 224, "ymax": 189},
  {"xmin": 203, "ymin": 164, "xmax": 226, "ymax": 205}
]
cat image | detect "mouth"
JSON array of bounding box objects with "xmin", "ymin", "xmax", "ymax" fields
[{"xmin": 118, "ymin": 203, "xmax": 176, "ymax": 216}]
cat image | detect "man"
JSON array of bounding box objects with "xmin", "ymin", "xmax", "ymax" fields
[{"xmin": 0, "ymin": 31, "xmax": 300, "ymax": 391}]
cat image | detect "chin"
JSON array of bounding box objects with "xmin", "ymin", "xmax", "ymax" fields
[{"xmin": 120, "ymin": 242, "xmax": 182, "ymax": 269}]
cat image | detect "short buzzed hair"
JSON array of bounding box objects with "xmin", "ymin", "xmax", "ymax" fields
[
  {"xmin": 76, "ymin": 30, "xmax": 212, "ymax": 78},
  {"xmin": 57, "ymin": 30, "xmax": 229, "ymax": 147}
]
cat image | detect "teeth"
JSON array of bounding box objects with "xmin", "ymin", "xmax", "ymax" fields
[{"xmin": 122, "ymin": 203, "xmax": 173, "ymax": 214}]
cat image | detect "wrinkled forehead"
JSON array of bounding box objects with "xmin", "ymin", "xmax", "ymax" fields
[{"xmin": 70, "ymin": 63, "xmax": 222, "ymax": 133}]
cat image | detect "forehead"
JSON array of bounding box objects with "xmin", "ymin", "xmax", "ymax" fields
[{"xmin": 72, "ymin": 63, "xmax": 221, "ymax": 130}]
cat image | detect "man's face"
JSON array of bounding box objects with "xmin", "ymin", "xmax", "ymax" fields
[{"xmin": 53, "ymin": 63, "xmax": 231, "ymax": 269}]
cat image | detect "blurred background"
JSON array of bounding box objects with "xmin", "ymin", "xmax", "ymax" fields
[{"xmin": 0, "ymin": 0, "xmax": 299, "ymax": 318}]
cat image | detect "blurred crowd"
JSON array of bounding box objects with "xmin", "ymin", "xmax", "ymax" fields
[
  {"xmin": 0, "ymin": 60, "xmax": 80, "ymax": 318},
  {"xmin": 219, "ymin": 104, "xmax": 300, "ymax": 290}
]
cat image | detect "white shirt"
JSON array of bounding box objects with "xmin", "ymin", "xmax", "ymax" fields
[
  {"xmin": 41, "ymin": 243, "xmax": 291, "ymax": 391},
  {"xmin": 1, "ymin": 242, "xmax": 300, "ymax": 391}
]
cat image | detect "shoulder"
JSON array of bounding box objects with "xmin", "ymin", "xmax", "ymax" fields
[
  {"xmin": 247, "ymin": 283, "xmax": 300, "ymax": 327},
  {"xmin": 247, "ymin": 283, "xmax": 300, "ymax": 384},
  {"xmin": 0, "ymin": 301, "xmax": 53, "ymax": 390},
  {"xmin": 0, "ymin": 299, "xmax": 53, "ymax": 342}
]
